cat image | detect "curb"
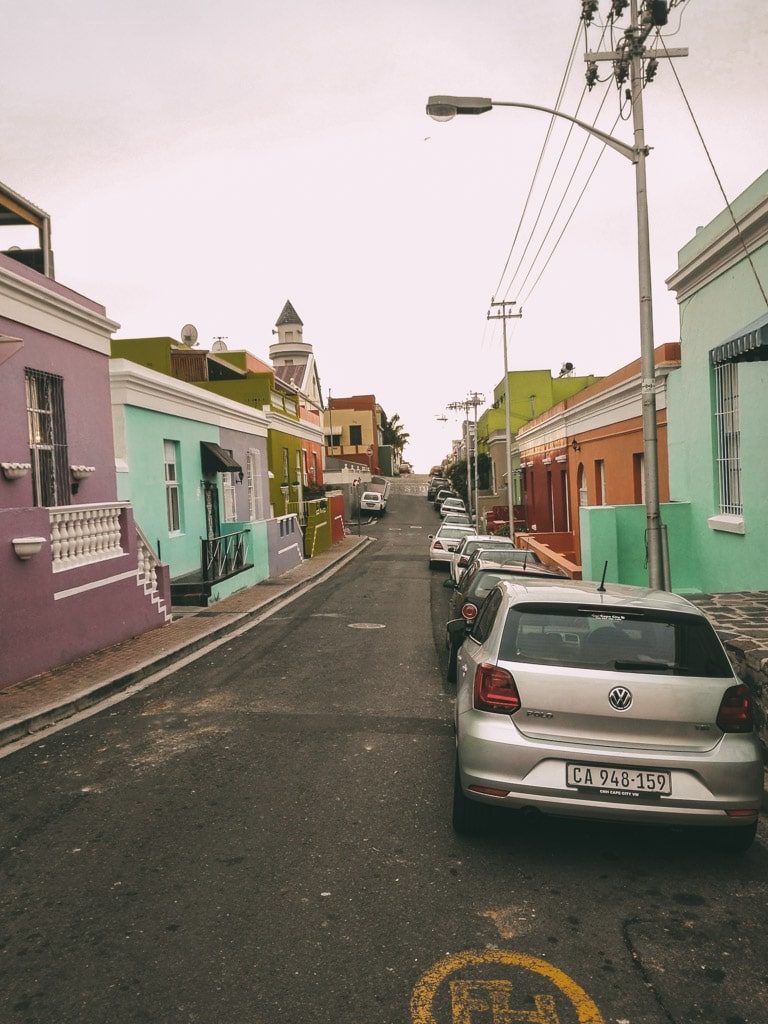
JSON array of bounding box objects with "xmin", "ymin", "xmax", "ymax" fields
[{"xmin": 0, "ymin": 536, "xmax": 374, "ymax": 750}]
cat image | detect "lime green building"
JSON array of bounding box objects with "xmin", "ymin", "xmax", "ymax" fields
[{"xmin": 477, "ymin": 368, "xmax": 599, "ymax": 510}]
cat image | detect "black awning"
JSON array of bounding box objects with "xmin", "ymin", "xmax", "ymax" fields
[
  {"xmin": 200, "ymin": 441, "xmax": 242, "ymax": 475},
  {"xmin": 710, "ymin": 311, "xmax": 768, "ymax": 365}
]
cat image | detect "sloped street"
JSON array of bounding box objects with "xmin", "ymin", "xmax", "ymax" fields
[{"xmin": 2, "ymin": 488, "xmax": 767, "ymax": 1024}]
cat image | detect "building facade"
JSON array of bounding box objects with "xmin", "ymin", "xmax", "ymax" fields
[
  {"xmin": 664, "ymin": 169, "xmax": 768, "ymax": 592},
  {"xmin": 324, "ymin": 395, "xmax": 383, "ymax": 474},
  {"xmin": 0, "ymin": 243, "xmax": 170, "ymax": 688}
]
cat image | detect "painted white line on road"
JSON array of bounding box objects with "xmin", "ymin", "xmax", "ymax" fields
[
  {"xmin": 348, "ymin": 622, "xmax": 386, "ymax": 630},
  {"xmin": 409, "ymin": 526, "xmax": 423, "ymax": 530}
]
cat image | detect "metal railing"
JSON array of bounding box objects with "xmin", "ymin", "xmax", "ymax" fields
[{"xmin": 202, "ymin": 530, "xmax": 247, "ymax": 582}]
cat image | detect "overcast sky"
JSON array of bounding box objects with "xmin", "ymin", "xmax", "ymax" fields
[{"xmin": 4, "ymin": 1, "xmax": 768, "ymax": 471}]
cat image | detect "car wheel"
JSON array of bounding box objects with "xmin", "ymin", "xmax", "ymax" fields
[
  {"xmin": 709, "ymin": 822, "xmax": 757, "ymax": 854},
  {"xmin": 452, "ymin": 757, "xmax": 488, "ymax": 835}
]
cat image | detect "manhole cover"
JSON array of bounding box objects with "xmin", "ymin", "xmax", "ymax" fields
[{"xmin": 348, "ymin": 622, "xmax": 386, "ymax": 630}]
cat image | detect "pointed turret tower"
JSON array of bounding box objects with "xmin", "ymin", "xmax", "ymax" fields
[
  {"xmin": 269, "ymin": 300, "xmax": 311, "ymax": 364},
  {"xmin": 269, "ymin": 300, "xmax": 323, "ymax": 411}
]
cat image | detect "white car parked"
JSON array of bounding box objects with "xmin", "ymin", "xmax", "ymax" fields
[
  {"xmin": 439, "ymin": 497, "xmax": 467, "ymax": 519},
  {"xmin": 428, "ymin": 523, "xmax": 474, "ymax": 569},
  {"xmin": 360, "ymin": 491, "xmax": 386, "ymax": 516}
]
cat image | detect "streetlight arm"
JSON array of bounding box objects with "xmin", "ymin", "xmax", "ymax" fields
[
  {"xmin": 426, "ymin": 95, "xmax": 636, "ymax": 163},
  {"xmin": 491, "ymin": 101, "xmax": 636, "ymax": 162}
]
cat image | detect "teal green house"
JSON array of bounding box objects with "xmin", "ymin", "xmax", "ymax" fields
[
  {"xmin": 110, "ymin": 357, "xmax": 272, "ymax": 604},
  {"xmin": 663, "ymin": 169, "xmax": 768, "ymax": 593}
]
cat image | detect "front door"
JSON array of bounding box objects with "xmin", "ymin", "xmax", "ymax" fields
[{"xmin": 204, "ymin": 482, "xmax": 220, "ymax": 540}]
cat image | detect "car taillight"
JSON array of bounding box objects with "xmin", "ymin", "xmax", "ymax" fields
[
  {"xmin": 433, "ymin": 540, "xmax": 443, "ymax": 550},
  {"xmin": 458, "ymin": 556, "xmax": 469, "ymax": 567},
  {"xmin": 461, "ymin": 603, "xmax": 478, "ymax": 621},
  {"xmin": 716, "ymin": 684, "xmax": 753, "ymax": 733},
  {"xmin": 473, "ymin": 662, "xmax": 521, "ymax": 714}
]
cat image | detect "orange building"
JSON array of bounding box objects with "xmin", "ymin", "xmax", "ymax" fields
[{"xmin": 515, "ymin": 344, "xmax": 681, "ymax": 569}]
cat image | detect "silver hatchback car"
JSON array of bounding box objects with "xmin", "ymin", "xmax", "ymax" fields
[{"xmin": 452, "ymin": 579, "xmax": 763, "ymax": 851}]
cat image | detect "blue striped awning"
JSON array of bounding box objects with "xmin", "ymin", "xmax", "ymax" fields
[{"xmin": 710, "ymin": 312, "xmax": 768, "ymax": 365}]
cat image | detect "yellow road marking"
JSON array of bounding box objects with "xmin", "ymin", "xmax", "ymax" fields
[{"xmin": 410, "ymin": 950, "xmax": 604, "ymax": 1024}]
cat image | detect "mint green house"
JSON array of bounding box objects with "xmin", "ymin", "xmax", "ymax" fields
[
  {"xmin": 110, "ymin": 357, "xmax": 272, "ymax": 605},
  {"xmin": 662, "ymin": 170, "xmax": 768, "ymax": 593}
]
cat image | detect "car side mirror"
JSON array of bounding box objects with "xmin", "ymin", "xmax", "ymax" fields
[
  {"xmin": 428, "ymin": 535, "xmax": 434, "ymax": 540},
  {"xmin": 443, "ymin": 578, "xmax": 456, "ymax": 589}
]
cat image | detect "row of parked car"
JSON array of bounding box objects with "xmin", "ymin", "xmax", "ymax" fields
[{"xmin": 425, "ymin": 477, "xmax": 762, "ymax": 852}]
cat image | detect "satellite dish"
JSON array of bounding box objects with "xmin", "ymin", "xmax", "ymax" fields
[
  {"xmin": 211, "ymin": 338, "xmax": 228, "ymax": 353},
  {"xmin": 180, "ymin": 323, "xmax": 199, "ymax": 347}
]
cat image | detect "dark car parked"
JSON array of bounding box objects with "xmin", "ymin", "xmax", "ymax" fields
[{"xmin": 427, "ymin": 477, "xmax": 451, "ymax": 501}]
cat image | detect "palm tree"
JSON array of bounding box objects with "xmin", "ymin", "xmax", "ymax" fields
[{"xmin": 382, "ymin": 413, "xmax": 410, "ymax": 456}]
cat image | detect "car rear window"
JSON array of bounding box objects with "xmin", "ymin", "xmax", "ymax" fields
[
  {"xmin": 470, "ymin": 571, "xmax": 508, "ymax": 599},
  {"xmin": 439, "ymin": 526, "xmax": 474, "ymax": 539},
  {"xmin": 475, "ymin": 548, "xmax": 542, "ymax": 566},
  {"xmin": 498, "ymin": 603, "xmax": 733, "ymax": 677}
]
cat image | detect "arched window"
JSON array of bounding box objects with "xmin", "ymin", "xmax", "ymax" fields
[{"xmin": 577, "ymin": 464, "xmax": 588, "ymax": 507}]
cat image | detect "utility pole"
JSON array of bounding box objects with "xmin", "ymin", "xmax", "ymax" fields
[
  {"xmin": 583, "ymin": 0, "xmax": 687, "ymax": 589},
  {"xmin": 470, "ymin": 390, "xmax": 483, "ymax": 531},
  {"xmin": 487, "ymin": 299, "xmax": 523, "ymax": 539},
  {"xmin": 327, "ymin": 389, "xmax": 334, "ymax": 459},
  {"xmin": 447, "ymin": 393, "xmax": 484, "ymax": 524}
]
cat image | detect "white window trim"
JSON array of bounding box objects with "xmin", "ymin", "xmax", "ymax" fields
[{"xmin": 164, "ymin": 439, "xmax": 181, "ymax": 535}]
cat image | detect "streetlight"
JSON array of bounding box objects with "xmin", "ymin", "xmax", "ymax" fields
[{"xmin": 426, "ymin": 79, "xmax": 666, "ymax": 590}]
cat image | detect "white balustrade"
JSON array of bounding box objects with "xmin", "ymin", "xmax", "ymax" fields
[
  {"xmin": 49, "ymin": 503, "xmax": 125, "ymax": 572},
  {"xmin": 136, "ymin": 530, "xmax": 159, "ymax": 594}
]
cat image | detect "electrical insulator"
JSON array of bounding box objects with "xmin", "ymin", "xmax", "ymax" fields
[
  {"xmin": 647, "ymin": 0, "xmax": 669, "ymax": 25},
  {"xmin": 585, "ymin": 61, "xmax": 599, "ymax": 90},
  {"xmin": 580, "ymin": 0, "xmax": 599, "ymax": 24},
  {"xmin": 609, "ymin": 0, "xmax": 629, "ymax": 19},
  {"xmin": 613, "ymin": 59, "xmax": 629, "ymax": 86},
  {"xmin": 645, "ymin": 57, "xmax": 659, "ymax": 83}
]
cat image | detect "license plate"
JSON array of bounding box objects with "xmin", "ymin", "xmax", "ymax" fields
[{"xmin": 566, "ymin": 762, "xmax": 671, "ymax": 798}]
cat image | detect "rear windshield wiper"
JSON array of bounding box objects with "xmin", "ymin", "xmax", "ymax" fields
[{"xmin": 613, "ymin": 659, "xmax": 675, "ymax": 672}]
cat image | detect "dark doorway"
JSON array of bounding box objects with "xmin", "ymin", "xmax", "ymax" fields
[{"xmin": 204, "ymin": 482, "xmax": 221, "ymax": 539}]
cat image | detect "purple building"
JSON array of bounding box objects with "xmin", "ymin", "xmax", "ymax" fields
[{"xmin": 0, "ymin": 184, "xmax": 170, "ymax": 689}]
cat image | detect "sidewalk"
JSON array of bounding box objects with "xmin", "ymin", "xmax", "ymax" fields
[
  {"xmin": 689, "ymin": 591, "xmax": 768, "ymax": 759},
  {"xmin": 0, "ymin": 534, "xmax": 373, "ymax": 750}
]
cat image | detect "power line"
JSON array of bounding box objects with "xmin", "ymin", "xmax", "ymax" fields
[
  {"xmin": 498, "ymin": 21, "xmax": 612, "ymax": 301},
  {"xmin": 520, "ymin": 112, "xmax": 622, "ymax": 309},
  {"xmin": 658, "ymin": 31, "xmax": 768, "ymax": 310},
  {"xmin": 492, "ymin": 18, "xmax": 583, "ymax": 296},
  {"xmin": 506, "ymin": 79, "xmax": 614, "ymax": 300},
  {"xmin": 514, "ymin": 86, "xmax": 618, "ymax": 299}
]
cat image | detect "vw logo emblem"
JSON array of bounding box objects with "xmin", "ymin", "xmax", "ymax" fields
[{"xmin": 608, "ymin": 686, "xmax": 633, "ymax": 711}]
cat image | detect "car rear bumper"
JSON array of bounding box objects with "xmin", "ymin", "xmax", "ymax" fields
[{"xmin": 457, "ymin": 713, "xmax": 764, "ymax": 827}]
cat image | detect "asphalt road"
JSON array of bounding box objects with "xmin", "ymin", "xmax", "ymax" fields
[{"xmin": 2, "ymin": 486, "xmax": 767, "ymax": 1024}]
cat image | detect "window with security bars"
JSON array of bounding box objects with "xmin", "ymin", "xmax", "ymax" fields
[
  {"xmin": 714, "ymin": 362, "xmax": 742, "ymax": 515},
  {"xmin": 25, "ymin": 368, "xmax": 70, "ymax": 507}
]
